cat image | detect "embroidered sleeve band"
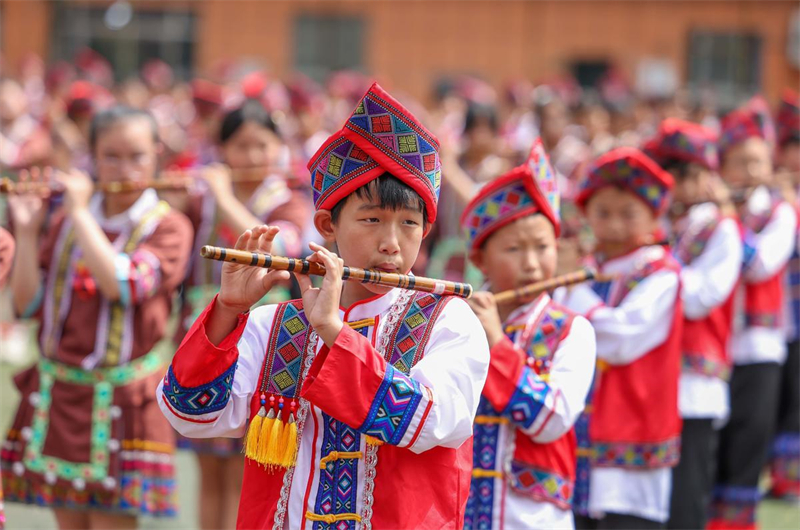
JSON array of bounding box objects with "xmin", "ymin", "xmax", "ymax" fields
[
  {"xmin": 162, "ymin": 362, "xmax": 237, "ymax": 417},
  {"xmin": 359, "ymin": 364, "xmax": 432, "ymax": 447},
  {"xmin": 503, "ymin": 367, "xmax": 551, "ymax": 432}
]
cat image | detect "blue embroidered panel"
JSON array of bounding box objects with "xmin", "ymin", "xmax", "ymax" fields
[
  {"xmin": 163, "ymin": 362, "xmax": 236, "ymax": 415},
  {"xmin": 503, "ymin": 367, "xmax": 550, "ymax": 430},
  {"xmin": 312, "ymin": 414, "xmax": 360, "ymax": 530},
  {"xmin": 465, "ymin": 398, "xmax": 501, "ymax": 530},
  {"xmin": 359, "ymin": 364, "xmax": 423, "ymax": 445}
]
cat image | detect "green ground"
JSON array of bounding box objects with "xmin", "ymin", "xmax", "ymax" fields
[{"xmin": 0, "ymin": 333, "xmax": 798, "ymax": 529}]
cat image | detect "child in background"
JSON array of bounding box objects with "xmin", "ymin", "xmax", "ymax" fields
[
  {"xmin": 461, "ymin": 140, "xmax": 596, "ymax": 530},
  {"xmin": 557, "ymin": 148, "xmax": 682, "ymax": 529}
]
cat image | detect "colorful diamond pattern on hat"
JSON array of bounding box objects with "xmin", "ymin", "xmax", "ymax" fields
[
  {"xmin": 648, "ymin": 120, "xmax": 718, "ymax": 170},
  {"xmin": 527, "ymin": 139, "xmax": 560, "ymax": 221},
  {"xmin": 309, "ymin": 134, "xmax": 382, "ymax": 210},
  {"xmin": 463, "ymin": 180, "xmax": 535, "ymax": 245},
  {"xmin": 345, "ymin": 90, "xmax": 442, "ymax": 200},
  {"xmin": 582, "ymin": 155, "xmax": 670, "ymax": 214},
  {"xmin": 719, "ymin": 96, "xmax": 776, "ymax": 153}
]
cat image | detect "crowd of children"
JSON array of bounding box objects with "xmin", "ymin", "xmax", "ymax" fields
[{"xmin": 0, "ymin": 49, "xmax": 798, "ymax": 530}]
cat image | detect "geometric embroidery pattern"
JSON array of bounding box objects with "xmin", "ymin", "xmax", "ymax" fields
[
  {"xmin": 673, "ymin": 217, "xmax": 719, "ymax": 266},
  {"xmin": 462, "ymin": 180, "xmax": 534, "ymax": 247},
  {"xmin": 508, "ymin": 460, "xmax": 574, "ymax": 509},
  {"xmin": 312, "ymin": 415, "xmax": 361, "ymax": 530},
  {"xmin": 345, "ymin": 88, "xmax": 441, "ymax": 201},
  {"xmin": 465, "ymin": 399, "xmax": 501, "ymax": 530},
  {"xmin": 386, "ymin": 292, "xmax": 450, "ymax": 373},
  {"xmin": 719, "ymin": 96, "xmax": 776, "ymax": 154},
  {"xmin": 582, "ymin": 155, "xmax": 670, "ymax": 214},
  {"xmin": 776, "ymin": 90, "xmax": 799, "ymax": 147},
  {"xmin": 590, "ymin": 437, "xmax": 681, "ymax": 468},
  {"xmin": 504, "ymin": 368, "xmax": 549, "ymax": 430},
  {"xmin": 644, "ymin": 119, "xmax": 718, "ymax": 170},
  {"xmin": 682, "ymin": 353, "xmax": 731, "ymax": 380},
  {"xmin": 308, "ymin": 83, "xmax": 441, "ymax": 219},
  {"xmin": 163, "ymin": 362, "xmax": 236, "ymax": 415},
  {"xmin": 261, "ymin": 301, "xmax": 312, "ymax": 398},
  {"xmin": 359, "ymin": 365, "xmax": 423, "ymax": 445}
]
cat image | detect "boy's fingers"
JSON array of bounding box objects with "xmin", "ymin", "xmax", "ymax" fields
[
  {"xmin": 265, "ymin": 270, "xmax": 291, "ymax": 288},
  {"xmin": 294, "ymin": 273, "xmax": 313, "ymax": 293},
  {"xmin": 234, "ymin": 230, "xmax": 251, "ymax": 250},
  {"xmin": 245, "ymin": 226, "xmax": 264, "ymax": 252}
]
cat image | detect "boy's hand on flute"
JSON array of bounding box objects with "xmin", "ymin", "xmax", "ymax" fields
[
  {"xmin": 7, "ymin": 167, "xmax": 49, "ymax": 234},
  {"xmin": 467, "ymin": 291, "xmax": 505, "ymax": 348},
  {"xmin": 296, "ymin": 242, "xmax": 345, "ymax": 347},
  {"xmin": 217, "ymin": 225, "xmax": 291, "ymax": 315}
]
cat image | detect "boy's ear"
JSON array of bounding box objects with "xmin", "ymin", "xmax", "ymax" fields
[
  {"xmin": 314, "ymin": 210, "xmax": 336, "ymax": 243},
  {"xmin": 469, "ymin": 247, "xmax": 489, "ymax": 276}
]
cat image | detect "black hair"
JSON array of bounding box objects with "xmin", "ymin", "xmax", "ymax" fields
[
  {"xmin": 219, "ymin": 99, "xmax": 278, "ymax": 144},
  {"xmin": 464, "ymin": 103, "xmax": 499, "ymax": 134},
  {"xmin": 329, "ymin": 172, "xmax": 427, "ymax": 229},
  {"xmin": 89, "ymin": 106, "xmax": 159, "ymax": 151},
  {"xmin": 660, "ymin": 157, "xmax": 699, "ymax": 180}
]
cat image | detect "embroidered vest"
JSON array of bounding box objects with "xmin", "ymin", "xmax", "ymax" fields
[
  {"xmin": 466, "ymin": 299, "xmax": 576, "ymax": 530},
  {"xmin": 238, "ymin": 290, "xmax": 451, "ymax": 530},
  {"xmin": 675, "ymin": 214, "xmax": 736, "ymax": 379},
  {"xmin": 742, "ymin": 202, "xmax": 785, "ymax": 330}
]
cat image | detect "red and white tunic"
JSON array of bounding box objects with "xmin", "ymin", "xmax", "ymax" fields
[
  {"xmin": 157, "ymin": 288, "xmax": 489, "ymax": 529},
  {"xmin": 555, "ymin": 245, "xmax": 682, "ymax": 523},
  {"xmin": 733, "ymin": 186, "xmax": 798, "ymax": 365},
  {"xmin": 465, "ymin": 294, "xmax": 595, "ymax": 530},
  {"xmin": 672, "ymin": 203, "xmax": 742, "ymax": 420}
]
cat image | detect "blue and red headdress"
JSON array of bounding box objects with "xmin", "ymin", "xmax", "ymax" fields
[
  {"xmin": 576, "ymin": 147, "xmax": 674, "ymax": 216},
  {"xmin": 461, "ymin": 139, "xmax": 560, "ymax": 250},
  {"xmin": 777, "ymin": 89, "xmax": 800, "ymax": 148},
  {"xmin": 307, "ymin": 82, "xmax": 441, "ymax": 222},
  {"xmin": 719, "ymin": 96, "xmax": 776, "ymax": 155},
  {"xmin": 643, "ymin": 118, "xmax": 719, "ymax": 171}
]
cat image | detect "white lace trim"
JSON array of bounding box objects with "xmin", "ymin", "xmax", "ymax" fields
[{"xmin": 272, "ymin": 329, "xmax": 318, "ymax": 530}]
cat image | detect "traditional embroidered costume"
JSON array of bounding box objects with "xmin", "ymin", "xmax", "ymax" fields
[
  {"xmin": 460, "ymin": 141, "xmax": 596, "ymax": 530},
  {"xmin": 771, "ymin": 90, "xmax": 800, "ymax": 500},
  {"xmin": 557, "ymin": 148, "xmax": 682, "ymax": 527},
  {"xmin": 0, "ymin": 189, "xmax": 193, "ymax": 517},
  {"xmin": 710, "ymin": 97, "xmax": 798, "ymax": 529},
  {"xmin": 646, "ymin": 119, "xmax": 743, "ymax": 529},
  {"xmin": 157, "ymin": 83, "xmax": 490, "ymax": 529}
]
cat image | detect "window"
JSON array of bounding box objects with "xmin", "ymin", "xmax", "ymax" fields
[
  {"xmin": 687, "ymin": 30, "xmax": 762, "ymax": 109},
  {"xmin": 294, "ymin": 14, "xmax": 365, "ymax": 82},
  {"xmin": 51, "ymin": 3, "xmax": 196, "ymax": 81}
]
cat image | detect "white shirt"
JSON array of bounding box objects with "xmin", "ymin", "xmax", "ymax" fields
[
  {"xmin": 157, "ymin": 288, "xmax": 490, "ymax": 529},
  {"xmin": 732, "ymin": 186, "xmax": 798, "ymax": 365}
]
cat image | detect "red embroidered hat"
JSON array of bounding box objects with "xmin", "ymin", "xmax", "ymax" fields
[
  {"xmin": 307, "ymin": 82, "xmax": 441, "ymax": 222},
  {"xmin": 643, "ymin": 118, "xmax": 719, "ymax": 171},
  {"xmin": 777, "ymin": 89, "xmax": 800, "ymax": 147},
  {"xmin": 576, "ymin": 147, "xmax": 675, "ymax": 216},
  {"xmin": 719, "ymin": 96, "xmax": 776, "ymax": 155},
  {"xmin": 461, "ymin": 138, "xmax": 560, "ymax": 250}
]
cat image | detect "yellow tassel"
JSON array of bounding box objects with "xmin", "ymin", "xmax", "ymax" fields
[
  {"xmin": 281, "ymin": 413, "xmax": 298, "ymax": 467},
  {"xmin": 257, "ymin": 407, "xmax": 277, "ymax": 466},
  {"xmin": 365, "ymin": 435, "xmax": 384, "ymax": 446},
  {"xmin": 245, "ymin": 406, "xmax": 266, "ymax": 460},
  {"xmin": 263, "ymin": 409, "xmax": 284, "ymax": 467}
]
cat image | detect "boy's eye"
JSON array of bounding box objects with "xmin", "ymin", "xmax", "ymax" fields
[
  {"xmin": 403, "ymin": 219, "xmax": 420, "ymax": 226},
  {"xmin": 361, "ymin": 217, "xmax": 380, "ymax": 223}
]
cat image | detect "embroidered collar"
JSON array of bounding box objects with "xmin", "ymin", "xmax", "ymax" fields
[
  {"xmin": 339, "ymin": 286, "xmax": 403, "ymax": 322},
  {"xmin": 505, "ymin": 292, "xmax": 550, "ymax": 326},
  {"xmin": 89, "ymin": 188, "xmax": 160, "ymax": 232}
]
